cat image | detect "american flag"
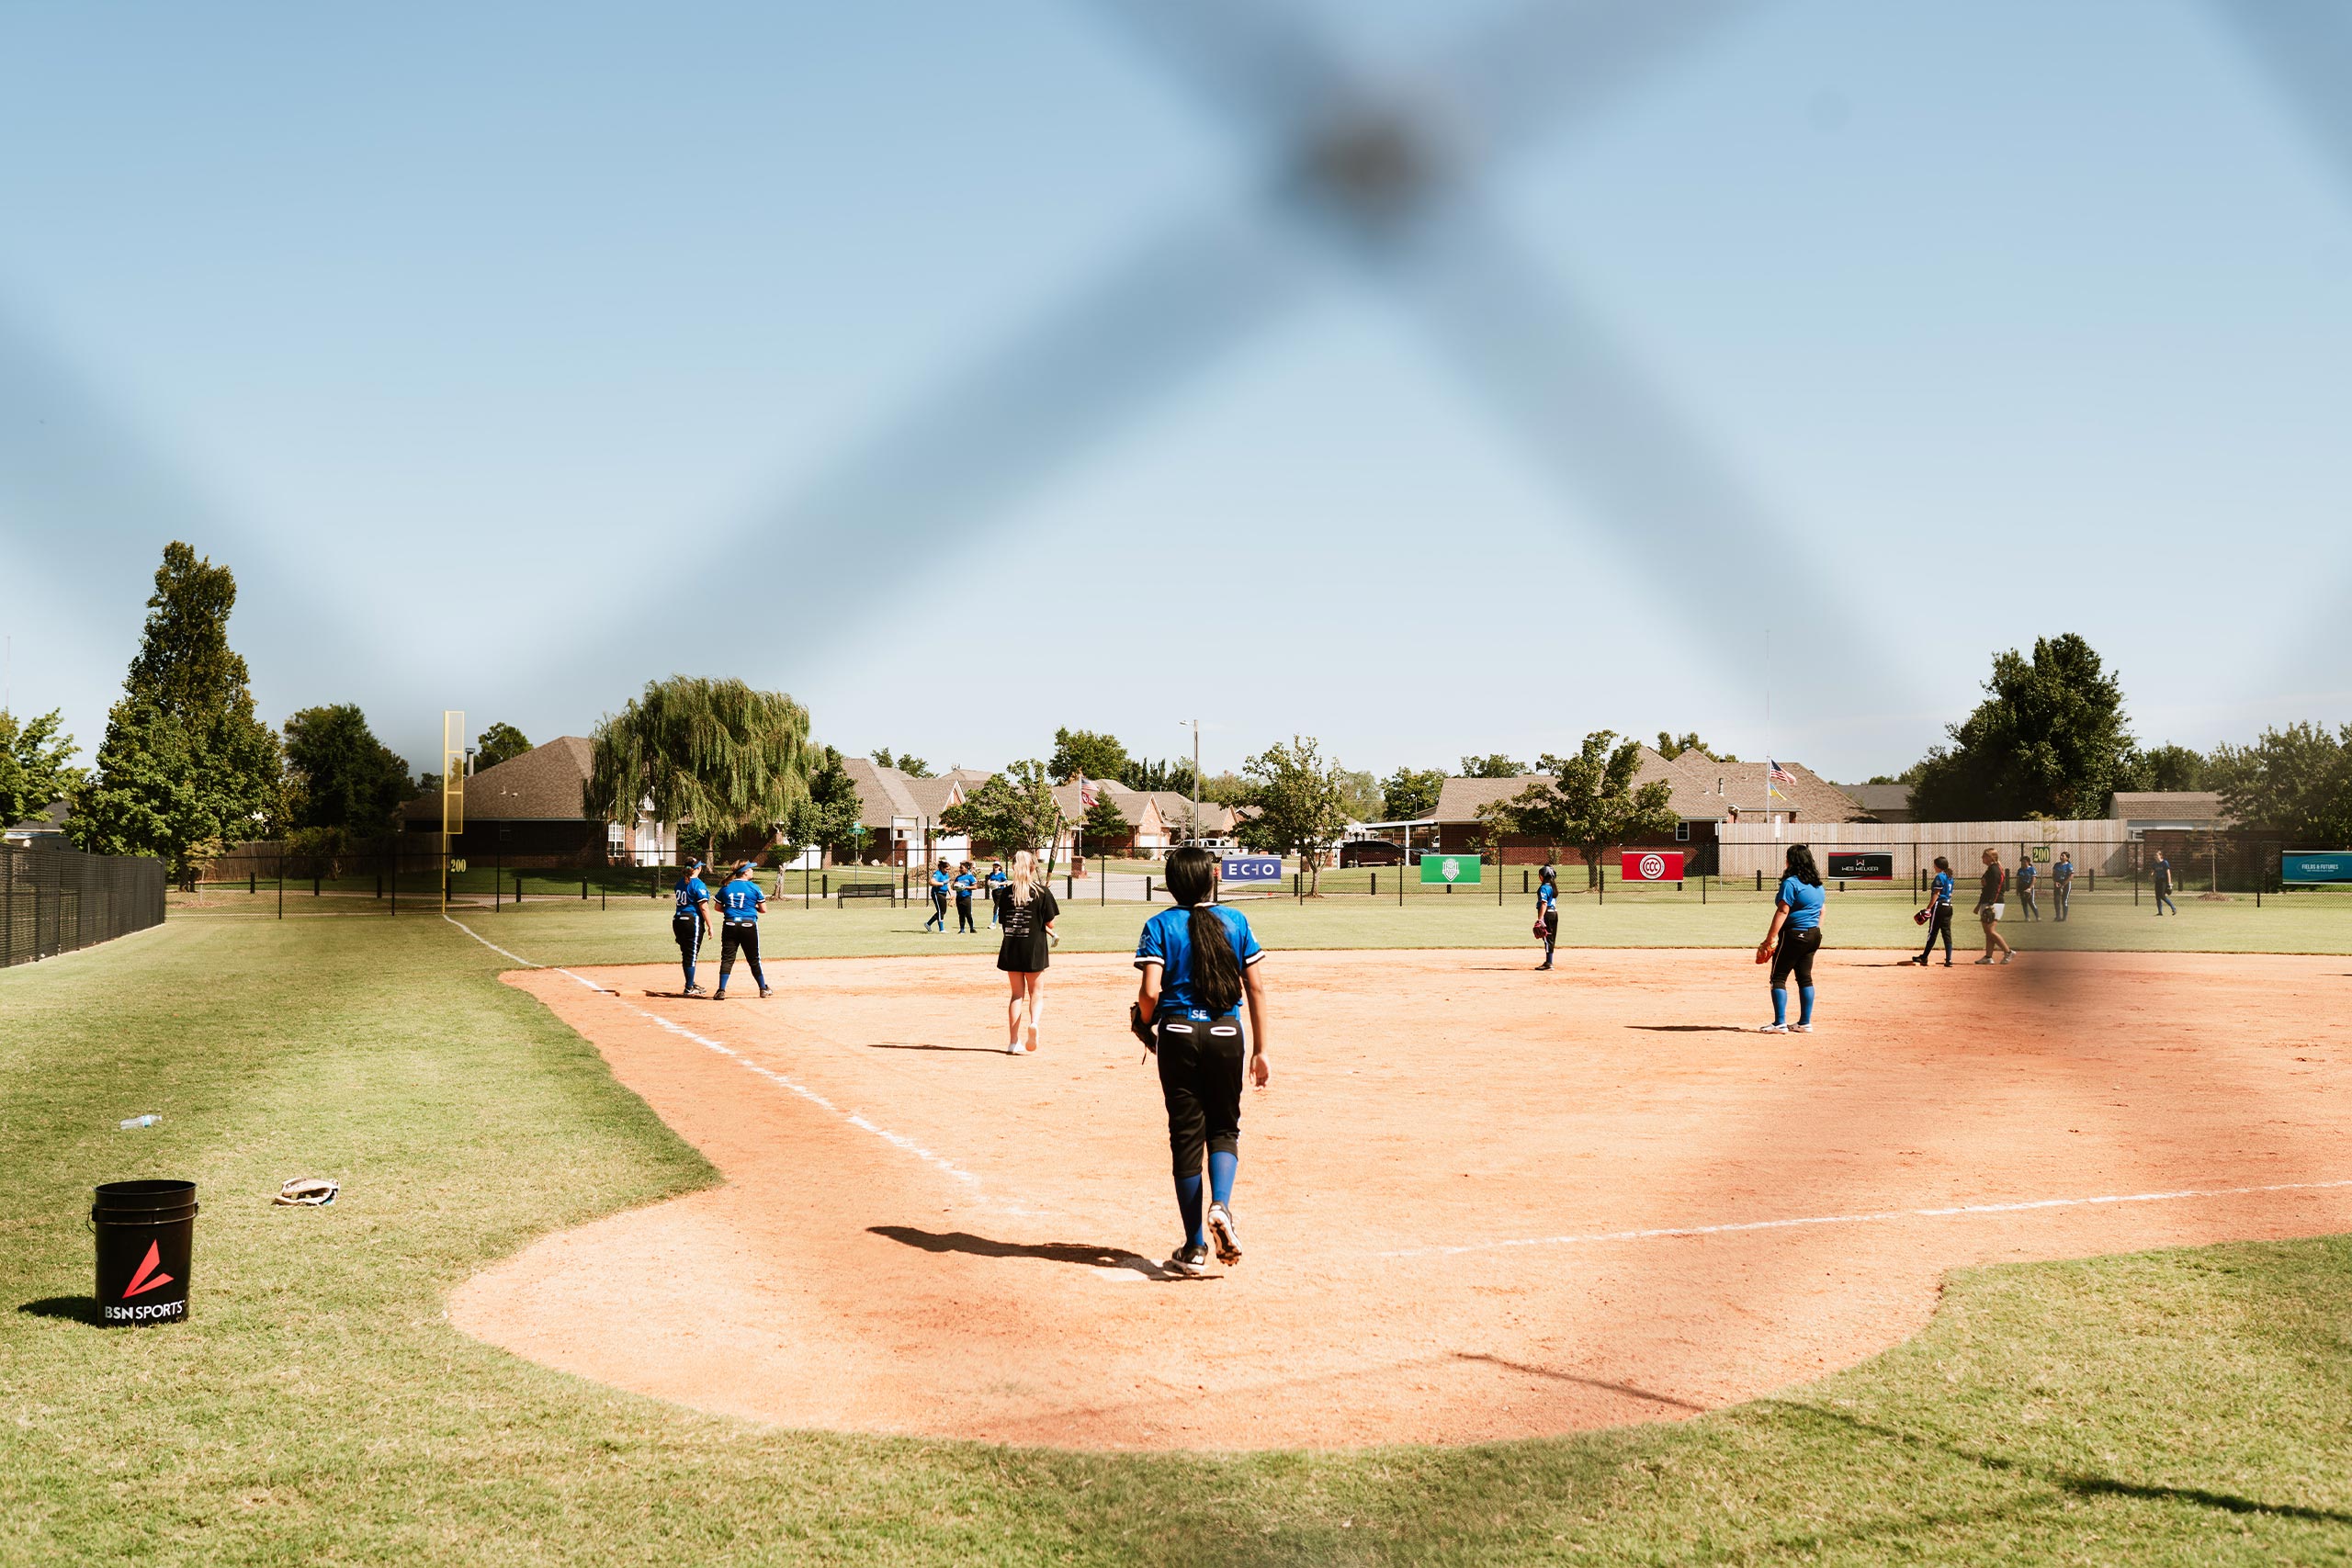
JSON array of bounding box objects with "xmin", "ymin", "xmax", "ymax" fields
[
  {"xmin": 1767, "ymin": 758, "xmax": 1795, "ymax": 798},
  {"xmin": 1079, "ymin": 775, "xmax": 1098, "ymax": 810}
]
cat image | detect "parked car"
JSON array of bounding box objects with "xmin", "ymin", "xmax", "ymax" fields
[{"xmin": 1340, "ymin": 840, "xmax": 1405, "ymax": 867}]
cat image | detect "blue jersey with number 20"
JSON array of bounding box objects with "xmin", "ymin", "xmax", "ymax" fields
[{"xmin": 673, "ymin": 876, "xmax": 708, "ymax": 916}]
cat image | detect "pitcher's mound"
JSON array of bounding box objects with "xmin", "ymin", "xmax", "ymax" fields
[{"xmin": 449, "ymin": 949, "xmax": 2352, "ymax": 1450}]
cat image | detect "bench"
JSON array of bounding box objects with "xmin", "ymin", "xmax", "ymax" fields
[{"xmin": 837, "ymin": 884, "xmax": 897, "ymax": 908}]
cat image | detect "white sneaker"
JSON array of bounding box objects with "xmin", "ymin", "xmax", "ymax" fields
[
  {"xmin": 1758, "ymin": 1022, "xmax": 1789, "ymax": 1033},
  {"xmin": 1006, "ymin": 1040, "xmax": 1020, "ymax": 1055},
  {"xmin": 1790, "ymin": 1023, "xmax": 1813, "ymax": 1033}
]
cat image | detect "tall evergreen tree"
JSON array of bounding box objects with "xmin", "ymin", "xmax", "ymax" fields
[
  {"xmin": 68, "ymin": 543, "xmax": 283, "ymax": 881},
  {"xmin": 1909, "ymin": 635, "xmax": 2140, "ymax": 820}
]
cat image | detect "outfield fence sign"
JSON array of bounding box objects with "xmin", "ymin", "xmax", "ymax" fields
[
  {"xmin": 1825, "ymin": 852, "xmax": 1893, "ymax": 880},
  {"xmin": 1220, "ymin": 854, "xmax": 1282, "ymax": 884},
  {"xmin": 1419, "ymin": 852, "xmax": 1483, "ymax": 886},
  {"xmin": 2281, "ymin": 852, "xmax": 2352, "ymax": 885},
  {"xmin": 1620, "ymin": 850, "xmax": 1685, "ymax": 882}
]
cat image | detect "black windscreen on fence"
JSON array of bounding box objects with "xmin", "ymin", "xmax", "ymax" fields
[{"xmin": 1, "ymin": 845, "xmax": 168, "ymax": 968}]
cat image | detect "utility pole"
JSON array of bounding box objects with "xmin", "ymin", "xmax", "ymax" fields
[{"xmin": 1181, "ymin": 718, "xmax": 1201, "ymax": 843}]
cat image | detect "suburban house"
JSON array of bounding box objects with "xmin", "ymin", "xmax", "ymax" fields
[
  {"xmin": 2109, "ymin": 791, "xmax": 2230, "ymax": 835},
  {"xmin": 839, "ymin": 756, "xmax": 971, "ymax": 867},
  {"xmin": 1838, "ymin": 784, "xmax": 1915, "ymax": 823},
  {"xmin": 1052, "ymin": 784, "xmax": 1241, "ymax": 858},
  {"xmin": 397, "ymin": 736, "xmax": 673, "ymax": 867},
  {"xmin": 1427, "ymin": 748, "xmax": 1868, "ymax": 869},
  {"xmin": 5, "ymin": 798, "xmax": 70, "ymax": 848}
]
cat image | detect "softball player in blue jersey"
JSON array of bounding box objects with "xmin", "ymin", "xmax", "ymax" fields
[
  {"xmin": 1755, "ymin": 843, "xmax": 1826, "ymax": 1033},
  {"xmin": 925, "ymin": 858, "xmax": 951, "ymax": 932},
  {"xmin": 712, "ymin": 862, "xmax": 773, "ymax": 999},
  {"xmin": 1132, "ymin": 846, "xmax": 1270, "ymax": 1277},
  {"xmin": 671, "ymin": 860, "xmax": 713, "ymax": 995},
  {"xmin": 1534, "ymin": 863, "xmax": 1559, "ymax": 970}
]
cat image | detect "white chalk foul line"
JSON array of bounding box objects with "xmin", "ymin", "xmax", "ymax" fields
[
  {"xmin": 1377, "ymin": 1178, "xmax": 2352, "ymax": 1259},
  {"xmin": 443, "ymin": 914, "xmax": 998, "ymax": 1205}
]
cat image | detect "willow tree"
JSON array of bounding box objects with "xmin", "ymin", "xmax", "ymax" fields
[{"xmin": 586, "ymin": 677, "xmax": 812, "ymax": 863}]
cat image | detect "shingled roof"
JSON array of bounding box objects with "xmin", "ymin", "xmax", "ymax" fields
[
  {"xmin": 1430, "ymin": 748, "xmax": 1867, "ymax": 825},
  {"xmin": 399, "ymin": 736, "xmax": 599, "ymax": 824}
]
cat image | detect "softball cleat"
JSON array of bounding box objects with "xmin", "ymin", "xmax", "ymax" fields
[{"xmin": 1205, "ymin": 1202, "xmax": 1242, "ymax": 1266}]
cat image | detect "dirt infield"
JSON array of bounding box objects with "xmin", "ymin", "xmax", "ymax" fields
[{"xmin": 449, "ymin": 947, "xmax": 2352, "ymax": 1450}]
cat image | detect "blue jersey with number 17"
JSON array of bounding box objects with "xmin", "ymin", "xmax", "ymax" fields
[{"xmin": 717, "ymin": 877, "xmax": 763, "ymax": 922}]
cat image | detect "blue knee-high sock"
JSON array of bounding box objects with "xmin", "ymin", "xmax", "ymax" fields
[
  {"xmin": 1208, "ymin": 1149, "xmax": 1237, "ymax": 1209},
  {"xmin": 1175, "ymin": 1173, "xmax": 1205, "ymax": 1247},
  {"xmin": 1771, "ymin": 987, "xmax": 1788, "ymax": 1026},
  {"xmin": 1798, "ymin": 985, "xmax": 1815, "ymax": 1025}
]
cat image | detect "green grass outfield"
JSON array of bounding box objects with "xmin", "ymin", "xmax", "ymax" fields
[
  {"xmin": 6, "ymin": 914, "xmax": 2350, "ymax": 1563},
  {"xmin": 168, "ymin": 879, "xmax": 2352, "ymax": 965}
]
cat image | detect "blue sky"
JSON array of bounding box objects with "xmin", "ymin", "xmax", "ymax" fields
[{"xmin": 4, "ymin": 0, "xmax": 2348, "ymax": 785}]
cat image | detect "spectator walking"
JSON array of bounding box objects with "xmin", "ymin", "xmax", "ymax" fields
[{"xmin": 2153, "ymin": 851, "xmax": 2179, "ymax": 916}]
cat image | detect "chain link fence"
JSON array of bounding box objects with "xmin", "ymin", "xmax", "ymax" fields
[{"xmin": 2, "ymin": 844, "xmax": 167, "ymax": 967}]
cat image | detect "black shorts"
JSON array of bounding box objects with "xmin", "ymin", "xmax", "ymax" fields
[
  {"xmin": 1155, "ymin": 1012, "xmax": 1246, "ymax": 1178},
  {"xmin": 1770, "ymin": 925, "xmax": 1821, "ymax": 987},
  {"xmin": 672, "ymin": 915, "xmax": 703, "ymax": 959}
]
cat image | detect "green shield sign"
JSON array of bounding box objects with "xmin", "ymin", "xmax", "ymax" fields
[{"xmin": 1419, "ymin": 852, "xmax": 1484, "ymax": 886}]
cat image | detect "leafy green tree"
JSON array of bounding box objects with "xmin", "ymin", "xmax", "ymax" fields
[
  {"xmin": 781, "ymin": 744, "xmax": 865, "ymax": 862},
  {"xmin": 1459, "ymin": 753, "xmax": 1527, "ymax": 779},
  {"xmin": 1049, "ymin": 728, "xmax": 1130, "ymax": 784},
  {"xmin": 474, "ymin": 722, "xmax": 533, "ymax": 772},
  {"xmin": 68, "ymin": 543, "xmax": 283, "ymax": 883},
  {"xmin": 0, "ymin": 709, "xmax": 79, "ymax": 827},
  {"xmin": 1119, "ymin": 756, "xmax": 1197, "ymax": 795},
  {"xmin": 283, "ymin": 705, "xmax": 412, "ymax": 834},
  {"xmin": 1907, "ymin": 635, "xmax": 2141, "ymax": 821},
  {"xmin": 1198, "ymin": 771, "xmax": 1254, "ymax": 807},
  {"xmin": 869, "ymin": 748, "xmax": 933, "ymax": 778},
  {"xmin": 1478, "ymin": 731, "xmax": 1677, "ymax": 890},
  {"xmin": 1236, "ymin": 736, "xmax": 1348, "ymax": 894},
  {"xmin": 1332, "ymin": 767, "xmax": 1382, "ymax": 824},
  {"xmin": 2140, "ymin": 743, "xmax": 2208, "ymax": 793},
  {"xmin": 2209, "ymin": 723, "xmax": 2352, "ymax": 845},
  {"xmin": 1379, "ymin": 766, "xmax": 1447, "ymax": 821},
  {"xmin": 943, "ymin": 760, "xmax": 1064, "ymax": 863},
  {"xmin": 588, "ymin": 677, "xmax": 812, "ymax": 863},
  {"xmin": 1656, "ymin": 731, "xmax": 1738, "ymax": 762}
]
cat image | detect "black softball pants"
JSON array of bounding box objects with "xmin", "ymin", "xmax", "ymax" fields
[
  {"xmin": 956, "ymin": 894, "xmax": 975, "ymax": 932},
  {"xmin": 1155, "ymin": 1013, "xmax": 1246, "ymax": 1179},
  {"xmin": 718, "ymin": 921, "xmax": 766, "ymax": 990},
  {"xmin": 1542, "ymin": 908, "xmax": 1558, "ymax": 965},
  {"xmin": 1770, "ymin": 925, "xmax": 1822, "ymax": 988},
  {"xmin": 1917, "ymin": 904, "xmax": 1953, "ymax": 962}
]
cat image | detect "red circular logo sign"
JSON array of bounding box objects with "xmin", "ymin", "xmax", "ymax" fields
[{"xmin": 1638, "ymin": 852, "xmax": 1666, "ymax": 880}]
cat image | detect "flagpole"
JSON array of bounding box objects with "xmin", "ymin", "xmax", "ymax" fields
[{"xmin": 1767, "ymin": 628, "xmax": 1780, "ymax": 841}]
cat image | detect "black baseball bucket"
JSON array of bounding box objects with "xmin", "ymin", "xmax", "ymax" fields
[{"xmin": 92, "ymin": 1179, "xmax": 198, "ymax": 1326}]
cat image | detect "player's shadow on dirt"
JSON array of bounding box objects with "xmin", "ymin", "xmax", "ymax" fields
[
  {"xmin": 1627, "ymin": 1024, "xmax": 1750, "ymax": 1033},
  {"xmin": 865, "ymin": 1042, "xmax": 1017, "ymax": 1055},
  {"xmin": 870, "ymin": 1226, "xmax": 1173, "ymax": 1279},
  {"xmin": 16, "ymin": 1297, "xmax": 98, "ymax": 1325}
]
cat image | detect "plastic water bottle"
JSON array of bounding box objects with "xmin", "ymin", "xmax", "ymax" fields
[{"xmin": 118, "ymin": 1114, "xmax": 161, "ymax": 1131}]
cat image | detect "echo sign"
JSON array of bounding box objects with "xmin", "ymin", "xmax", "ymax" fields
[{"xmin": 1220, "ymin": 855, "xmax": 1283, "ymax": 884}]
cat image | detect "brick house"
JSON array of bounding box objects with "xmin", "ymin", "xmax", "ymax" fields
[
  {"xmin": 1429, "ymin": 748, "xmax": 1868, "ymax": 871},
  {"xmin": 396, "ymin": 736, "xmax": 673, "ymax": 867}
]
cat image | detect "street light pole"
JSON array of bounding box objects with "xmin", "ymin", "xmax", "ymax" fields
[{"xmin": 1181, "ymin": 718, "xmax": 1201, "ymax": 844}]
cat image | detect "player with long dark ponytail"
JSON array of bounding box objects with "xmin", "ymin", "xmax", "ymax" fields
[{"xmin": 1130, "ymin": 846, "xmax": 1270, "ymax": 1277}]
